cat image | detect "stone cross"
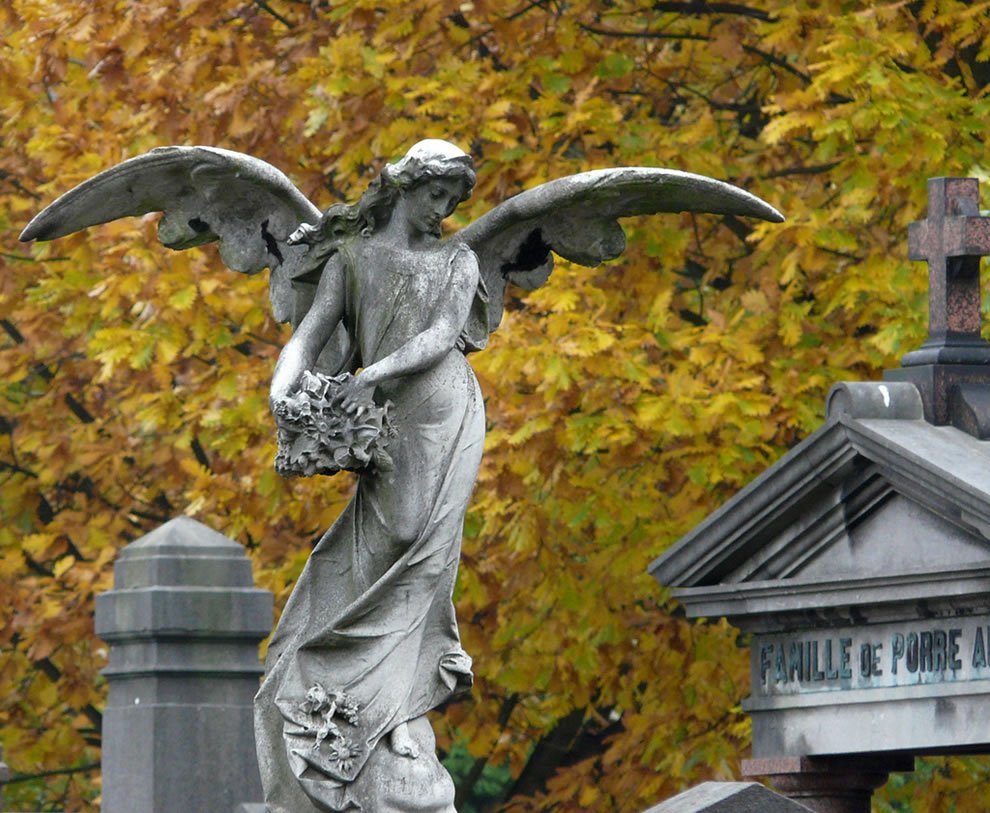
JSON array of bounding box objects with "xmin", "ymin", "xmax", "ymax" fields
[
  {"xmin": 888, "ymin": 176, "xmax": 990, "ymax": 435},
  {"xmin": 907, "ymin": 177, "xmax": 990, "ymax": 352}
]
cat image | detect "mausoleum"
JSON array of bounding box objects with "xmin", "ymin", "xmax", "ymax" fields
[{"xmin": 651, "ymin": 177, "xmax": 990, "ymax": 812}]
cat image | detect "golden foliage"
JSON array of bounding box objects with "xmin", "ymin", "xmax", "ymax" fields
[{"xmin": 2, "ymin": 0, "xmax": 990, "ymax": 809}]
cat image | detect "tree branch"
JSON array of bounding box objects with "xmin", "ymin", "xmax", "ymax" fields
[
  {"xmin": 1, "ymin": 319, "xmax": 25, "ymax": 344},
  {"xmin": 652, "ymin": 1, "xmax": 772, "ymax": 22},
  {"xmin": 579, "ymin": 23, "xmax": 817, "ymax": 91},
  {"xmin": 761, "ymin": 161, "xmax": 841, "ymax": 179},
  {"xmin": 579, "ymin": 24, "xmax": 710, "ymax": 41},
  {"xmin": 504, "ymin": 0, "xmax": 550, "ymax": 21},
  {"xmin": 741, "ymin": 44, "xmax": 811, "ymax": 84},
  {"xmin": 0, "ymin": 460, "xmax": 39, "ymax": 479},
  {"xmin": 454, "ymin": 694, "xmax": 519, "ymax": 808},
  {"xmin": 33, "ymin": 657, "xmax": 104, "ymax": 732},
  {"xmin": 254, "ymin": 0, "xmax": 294, "ymax": 28},
  {"xmin": 505, "ymin": 707, "xmax": 586, "ymax": 799},
  {"xmin": 64, "ymin": 393, "xmax": 95, "ymax": 424},
  {"xmin": 6, "ymin": 762, "xmax": 99, "ymax": 786}
]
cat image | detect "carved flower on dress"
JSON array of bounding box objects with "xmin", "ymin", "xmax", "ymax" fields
[
  {"xmin": 297, "ymin": 683, "xmax": 361, "ymax": 752},
  {"xmin": 336, "ymin": 694, "xmax": 360, "ymax": 725},
  {"xmin": 300, "ymin": 683, "xmax": 330, "ymax": 714},
  {"xmin": 327, "ymin": 737, "xmax": 362, "ymax": 773}
]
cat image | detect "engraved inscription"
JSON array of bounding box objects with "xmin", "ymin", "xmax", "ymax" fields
[{"xmin": 752, "ymin": 617, "xmax": 990, "ymax": 696}]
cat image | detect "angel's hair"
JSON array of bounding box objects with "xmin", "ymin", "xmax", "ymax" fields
[{"xmin": 316, "ymin": 140, "xmax": 476, "ymax": 243}]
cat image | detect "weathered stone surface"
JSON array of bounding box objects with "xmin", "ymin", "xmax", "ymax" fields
[
  {"xmin": 641, "ymin": 781, "xmax": 812, "ymax": 812},
  {"xmin": 824, "ymin": 381, "xmax": 923, "ymax": 421},
  {"xmin": 95, "ymin": 516, "xmax": 273, "ymax": 813}
]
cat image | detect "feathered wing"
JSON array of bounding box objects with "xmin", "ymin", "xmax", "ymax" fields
[
  {"xmin": 454, "ymin": 167, "xmax": 785, "ymax": 342},
  {"xmin": 19, "ymin": 146, "xmax": 325, "ymax": 325}
]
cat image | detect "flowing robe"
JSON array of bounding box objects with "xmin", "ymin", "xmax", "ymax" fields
[{"xmin": 255, "ymin": 238, "xmax": 486, "ymax": 812}]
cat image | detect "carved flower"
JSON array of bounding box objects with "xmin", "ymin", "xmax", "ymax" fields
[
  {"xmin": 300, "ymin": 683, "xmax": 330, "ymax": 714},
  {"xmin": 327, "ymin": 737, "xmax": 362, "ymax": 773},
  {"xmin": 337, "ymin": 694, "xmax": 360, "ymax": 725},
  {"xmin": 297, "ymin": 684, "xmax": 362, "ymax": 753}
]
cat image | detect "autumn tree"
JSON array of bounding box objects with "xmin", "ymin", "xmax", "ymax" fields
[{"xmin": 2, "ymin": 1, "xmax": 990, "ymax": 811}]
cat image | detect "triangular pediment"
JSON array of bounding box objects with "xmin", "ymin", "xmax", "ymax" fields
[
  {"xmin": 802, "ymin": 491, "xmax": 990, "ymax": 579},
  {"xmin": 728, "ymin": 480, "xmax": 990, "ymax": 584},
  {"xmin": 651, "ymin": 413, "xmax": 990, "ymax": 591}
]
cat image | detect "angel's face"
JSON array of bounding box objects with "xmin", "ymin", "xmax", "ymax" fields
[{"xmin": 399, "ymin": 176, "xmax": 465, "ymax": 237}]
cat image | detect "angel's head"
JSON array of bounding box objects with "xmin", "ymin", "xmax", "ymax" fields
[
  {"xmin": 381, "ymin": 140, "xmax": 476, "ymax": 238},
  {"xmin": 317, "ymin": 140, "xmax": 476, "ymax": 244},
  {"xmin": 383, "ymin": 139, "xmax": 476, "ymax": 205}
]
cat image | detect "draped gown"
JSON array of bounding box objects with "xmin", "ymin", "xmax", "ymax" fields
[{"xmin": 255, "ymin": 238, "xmax": 487, "ymax": 812}]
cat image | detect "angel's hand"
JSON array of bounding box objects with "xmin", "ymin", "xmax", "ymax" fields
[
  {"xmin": 337, "ymin": 374, "xmax": 376, "ymax": 416},
  {"xmin": 288, "ymin": 221, "xmax": 321, "ymax": 246}
]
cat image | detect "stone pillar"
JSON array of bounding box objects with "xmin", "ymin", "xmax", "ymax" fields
[
  {"xmin": 742, "ymin": 756, "xmax": 913, "ymax": 813},
  {"xmin": 95, "ymin": 517, "xmax": 273, "ymax": 813}
]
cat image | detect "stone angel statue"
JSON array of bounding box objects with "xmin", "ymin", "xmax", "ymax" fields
[{"xmin": 20, "ymin": 140, "xmax": 782, "ymax": 812}]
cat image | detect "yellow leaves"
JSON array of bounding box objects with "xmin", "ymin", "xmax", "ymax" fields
[
  {"xmin": 507, "ymin": 414, "xmax": 553, "ymax": 447},
  {"xmin": 578, "ymin": 783, "xmax": 599, "ymax": 807},
  {"xmin": 634, "ymin": 393, "xmax": 667, "ymax": 428},
  {"xmin": 5, "ymin": 0, "xmax": 990, "ymax": 809},
  {"xmin": 779, "ymin": 301, "xmax": 812, "ymax": 348},
  {"xmin": 22, "ymin": 533, "xmax": 56, "ymax": 558},
  {"xmin": 556, "ymin": 325, "xmax": 617, "ymax": 358},
  {"xmin": 179, "ymin": 455, "xmax": 210, "ymax": 482},
  {"xmin": 646, "ymin": 288, "xmax": 674, "ymax": 331},
  {"xmin": 52, "ymin": 555, "xmax": 75, "ymax": 579},
  {"xmin": 479, "ymin": 99, "xmax": 516, "ymax": 141}
]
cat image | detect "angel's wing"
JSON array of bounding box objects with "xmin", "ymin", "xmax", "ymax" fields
[
  {"xmin": 19, "ymin": 146, "xmax": 324, "ymax": 325},
  {"xmin": 454, "ymin": 167, "xmax": 785, "ymax": 337}
]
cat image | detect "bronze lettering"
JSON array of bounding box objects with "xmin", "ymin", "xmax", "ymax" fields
[
  {"xmin": 811, "ymin": 640, "xmax": 825, "ymax": 681},
  {"xmin": 973, "ymin": 627, "xmax": 987, "ymax": 669},
  {"xmin": 932, "ymin": 629, "xmax": 947, "ymax": 672},
  {"xmin": 839, "ymin": 637, "xmax": 852, "ymax": 679},
  {"xmin": 906, "ymin": 632, "xmax": 919, "ymax": 673},
  {"xmin": 949, "ymin": 628, "xmax": 962, "ymax": 671},
  {"xmin": 774, "ymin": 642, "xmax": 787, "ymax": 683},
  {"xmin": 823, "ymin": 639, "xmax": 839, "ymax": 680},
  {"xmin": 891, "ymin": 633, "xmax": 905, "ymax": 675},
  {"xmin": 859, "ymin": 643, "xmax": 873, "ymax": 678},
  {"xmin": 760, "ymin": 643, "xmax": 772, "ymax": 684},
  {"xmin": 761, "ymin": 622, "xmax": 987, "ymax": 694},
  {"xmin": 920, "ymin": 630, "xmax": 934, "ymax": 672},
  {"xmin": 788, "ymin": 640, "xmax": 803, "ymax": 682}
]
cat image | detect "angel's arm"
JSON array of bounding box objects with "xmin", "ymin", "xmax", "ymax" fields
[
  {"xmin": 358, "ymin": 248, "xmax": 479, "ymax": 389},
  {"xmin": 270, "ymin": 254, "xmax": 345, "ymax": 404}
]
